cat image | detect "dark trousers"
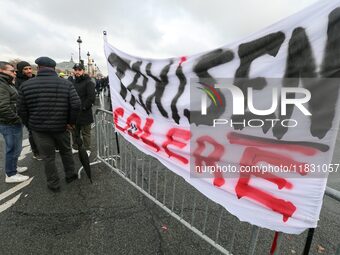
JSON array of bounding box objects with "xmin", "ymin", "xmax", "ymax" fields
[
  {"xmin": 32, "ymin": 131, "xmax": 76, "ymax": 188},
  {"xmin": 72, "ymin": 124, "xmax": 91, "ymax": 150},
  {"xmin": 28, "ymin": 130, "xmax": 39, "ymax": 155}
]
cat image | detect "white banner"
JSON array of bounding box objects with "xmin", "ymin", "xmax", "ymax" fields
[{"xmin": 105, "ymin": 0, "xmax": 340, "ymax": 234}]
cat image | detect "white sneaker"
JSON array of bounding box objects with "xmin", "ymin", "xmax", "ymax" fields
[
  {"xmin": 5, "ymin": 174, "xmax": 29, "ymax": 183},
  {"xmin": 17, "ymin": 166, "xmax": 28, "ymax": 173},
  {"xmin": 72, "ymin": 149, "xmax": 78, "ymax": 154},
  {"xmin": 86, "ymin": 150, "xmax": 91, "ymax": 157}
]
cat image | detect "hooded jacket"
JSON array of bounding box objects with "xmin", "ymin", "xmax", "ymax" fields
[
  {"xmin": 0, "ymin": 73, "xmax": 21, "ymax": 125},
  {"xmin": 73, "ymin": 74, "xmax": 96, "ymax": 125}
]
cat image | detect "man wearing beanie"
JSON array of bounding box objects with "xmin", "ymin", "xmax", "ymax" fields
[
  {"xmin": 15, "ymin": 61, "xmax": 35, "ymax": 88},
  {"xmin": 18, "ymin": 56, "xmax": 81, "ymax": 192},
  {"xmin": 15, "ymin": 61, "xmax": 41, "ymax": 160}
]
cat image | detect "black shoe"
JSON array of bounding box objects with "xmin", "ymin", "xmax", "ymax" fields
[
  {"xmin": 33, "ymin": 153, "xmax": 43, "ymax": 161},
  {"xmin": 65, "ymin": 174, "xmax": 78, "ymax": 184},
  {"xmin": 47, "ymin": 186, "xmax": 61, "ymax": 193}
]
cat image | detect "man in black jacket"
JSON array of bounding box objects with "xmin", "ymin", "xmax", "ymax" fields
[
  {"xmin": 18, "ymin": 57, "xmax": 81, "ymax": 192},
  {"xmin": 72, "ymin": 63, "xmax": 96, "ymax": 156},
  {"xmin": 0, "ymin": 61, "xmax": 29, "ymax": 183},
  {"xmin": 15, "ymin": 61, "xmax": 35, "ymax": 88},
  {"xmin": 15, "ymin": 61, "xmax": 41, "ymax": 161}
]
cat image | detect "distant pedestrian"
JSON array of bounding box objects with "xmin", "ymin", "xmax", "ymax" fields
[
  {"xmin": 67, "ymin": 75, "xmax": 74, "ymax": 83},
  {"xmin": 59, "ymin": 72, "xmax": 66, "ymax": 78},
  {"xmin": 95, "ymin": 78, "xmax": 101, "ymax": 96},
  {"xmin": 104, "ymin": 76, "xmax": 112, "ymax": 111},
  {"xmin": 18, "ymin": 57, "xmax": 81, "ymax": 192},
  {"xmin": 15, "ymin": 61, "xmax": 42, "ymax": 161},
  {"xmin": 72, "ymin": 63, "xmax": 96, "ymax": 156},
  {"xmin": 0, "ymin": 61, "xmax": 29, "ymax": 183}
]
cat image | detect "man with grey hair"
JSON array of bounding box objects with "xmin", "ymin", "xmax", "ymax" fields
[{"xmin": 0, "ymin": 61, "xmax": 29, "ymax": 183}]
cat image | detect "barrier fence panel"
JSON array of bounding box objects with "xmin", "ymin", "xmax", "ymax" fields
[{"xmin": 78, "ymin": 108, "xmax": 340, "ymax": 255}]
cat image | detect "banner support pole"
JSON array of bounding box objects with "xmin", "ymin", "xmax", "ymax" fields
[
  {"xmin": 303, "ymin": 228, "xmax": 315, "ymax": 255},
  {"xmin": 103, "ymin": 31, "xmax": 107, "ymax": 42}
]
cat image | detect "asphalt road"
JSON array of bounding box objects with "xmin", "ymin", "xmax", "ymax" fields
[
  {"xmin": 0, "ymin": 95, "xmax": 339, "ymax": 255},
  {"xmin": 0, "ymin": 127, "xmax": 216, "ymax": 255}
]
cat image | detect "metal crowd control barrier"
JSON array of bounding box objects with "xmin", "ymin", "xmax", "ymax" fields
[{"xmin": 79, "ymin": 108, "xmax": 340, "ymax": 255}]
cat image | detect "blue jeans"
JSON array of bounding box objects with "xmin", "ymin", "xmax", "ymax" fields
[{"xmin": 0, "ymin": 124, "xmax": 23, "ymax": 177}]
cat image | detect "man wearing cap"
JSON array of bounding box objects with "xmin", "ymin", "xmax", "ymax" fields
[
  {"xmin": 18, "ymin": 56, "xmax": 81, "ymax": 192},
  {"xmin": 0, "ymin": 61, "xmax": 29, "ymax": 183},
  {"xmin": 72, "ymin": 63, "xmax": 96, "ymax": 156},
  {"xmin": 14, "ymin": 61, "xmax": 42, "ymax": 161}
]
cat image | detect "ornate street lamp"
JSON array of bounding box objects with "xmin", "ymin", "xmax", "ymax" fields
[
  {"xmin": 77, "ymin": 36, "xmax": 82, "ymax": 63},
  {"xmin": 87, "ymin": 51, "xmax": 91, "ymax": 74}
]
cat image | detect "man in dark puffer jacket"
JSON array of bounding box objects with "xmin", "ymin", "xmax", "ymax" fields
[{"xmin": 18, "ymin": 56, "xmax": 81, "ymax": 192}]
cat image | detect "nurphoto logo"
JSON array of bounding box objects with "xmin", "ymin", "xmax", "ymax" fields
[{"xmin": 197, "ymin": 79, "xmax": 312, "ymax": 128}]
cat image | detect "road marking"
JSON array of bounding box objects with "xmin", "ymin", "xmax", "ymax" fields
[
  {"xmin": 19, "ymin": 146, "xmax": 31, "ymax": 160},
  {"xmin": 22, "ymin": 138, "xmax": 30, "ymax": 147},
  {"xmin": 1, "ymin": 137, "xmax": 33, "ymax": 197},
  {"xmin": 18, "ymin": 138, "xmax": 31, "ymax": 160},
  {"xmin": 0, "ymin": 177, "xmax": 33, "ymax": 202},
  {"xmin": 0, "ymin": 139, "xmax": 33, "ymax": 214},
  {"xmin": 0, "ymin": 193, "xmax": 22, "ymax": 213}
]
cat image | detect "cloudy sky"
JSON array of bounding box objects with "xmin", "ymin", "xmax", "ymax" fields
[{"xmin": 0, "ymin": 0, "xmax": 319, "ymax": 74}]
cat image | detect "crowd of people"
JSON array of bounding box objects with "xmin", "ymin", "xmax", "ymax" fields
[{"xmin": 0, "ymin": 57, "xmax": 99, "ymax": 192}]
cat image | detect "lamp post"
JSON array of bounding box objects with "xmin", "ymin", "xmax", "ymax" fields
[
  {"xmin": 87, "ymin": 51, "xmax": 91, "ymax": 74},
  {"xmin": 77, "ymin": 36, "xmax": 82, "ymax": 63}
]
